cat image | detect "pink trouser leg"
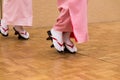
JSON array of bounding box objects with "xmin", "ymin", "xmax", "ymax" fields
[
  {"xmin": 3, "ymin": 0, "xmax": 32, "ymax": 26},
  {"xmin": 53, "ymin": 8, "xmax": 73, "ymax": 32}
]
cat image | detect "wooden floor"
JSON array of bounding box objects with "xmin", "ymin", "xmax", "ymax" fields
[{"xmin": 0, "ymin": 22, "xmax": 120, "ymax": 80}]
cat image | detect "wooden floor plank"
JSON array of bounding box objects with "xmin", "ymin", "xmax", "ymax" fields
[{"xmin": 0, "ymin": 22, "xmax": 120, "ymax": 80}]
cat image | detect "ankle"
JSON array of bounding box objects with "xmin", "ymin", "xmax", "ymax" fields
[
  {"xmin": 63, "ymin": 32, "xmax": 71, "ymax": 44},
  {"xmin": 65, "ymin": 39, "xmax": 73, "ymax": 45},
  {"xmin": 14, "ymin": 26, "xmax": 24, "ymax": 32}
]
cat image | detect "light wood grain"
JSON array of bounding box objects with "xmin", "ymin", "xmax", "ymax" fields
[{"xmin": 0, "ymin": 22, "xmax": 120, "ymax": 80}]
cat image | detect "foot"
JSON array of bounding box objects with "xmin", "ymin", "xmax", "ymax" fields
[
  {"xmin": 63, "ymin": 32, "xmax": 77, "ymax": 53},
  {"xmin": 13, "ymin": 26, "xmax": 29, "ymax": 40},
  {"xmin": 50, "ymin": 29, "xmax": 64, "ymax": 52},
  {"xmin": 0, "ymin": 20, "xmax": 9, "ymax": 37}
]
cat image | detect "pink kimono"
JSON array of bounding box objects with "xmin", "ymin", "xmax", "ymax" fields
[
  {"xmin": 53, "ymin": 0, "xmax": 88, "ymax": 43},
  {"xmin": 3, "ymin": 0, "xmax": 32, "ymax": 26}
]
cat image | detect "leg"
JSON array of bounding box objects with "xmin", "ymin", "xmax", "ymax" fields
[
  {"xmin": 53, "ymin": 7, "xmax": 73, "ymax": 32},
  {"xmin": 48, "ymin": 7, "xmax": 72, "ymax": 53},
  {"xmin": 48, "ymin": 6, "xmax": 77, "ymax": 53},
  {"xmin": 1, "ymin": 0, "xmax": 32, "ymax": 39},
  {"xmin": 54, "ymin": 7, "xmax": 77, "ymax": 53}
]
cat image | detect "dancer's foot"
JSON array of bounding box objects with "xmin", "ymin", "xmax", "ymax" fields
[
  {"xmin": 47, "ymin": 29, "xmax": 64, "ymax": 53},
  {"xmin": 63, "ymin": 32, "xmax": 77, "ymax": 53},
  {"xmin": 0, "ymin": 20, "xmax": 9, "ymax": 37},
  {"xmin": 13, "ymin": 26, "xmax": 29, "ymax": 40}
]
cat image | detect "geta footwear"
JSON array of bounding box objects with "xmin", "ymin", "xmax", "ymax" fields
[
  {"xmin": 0, "ymin": 20, "xmax": 9, "ymax": 37},
  {"xmin": 64, "ymin": 43, "xmax": 77, "ymax": 53},
  {"xmin": 13, "ymin": 27, "xmax": 29, "ymax": 40},
  {"xmin": 47, "ymin": 29, "xmax": 64, "ymax": 53},
  {"xmin": 63, "ymin": 32, "xmax": 77, "ymax": 53}
]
